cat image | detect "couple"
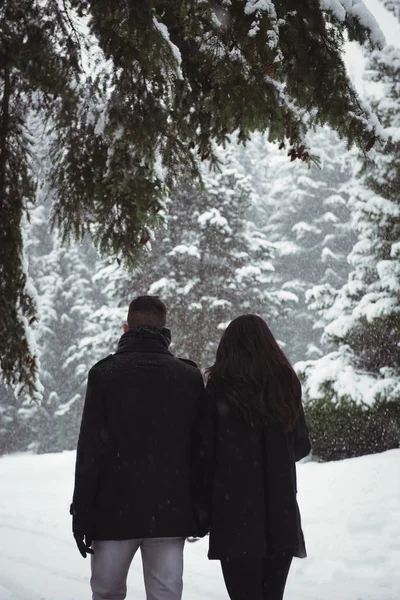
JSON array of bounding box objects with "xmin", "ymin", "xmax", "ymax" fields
[{"xmin": 71, "ymin": 295, "xmax": 311, "ymax": 600}]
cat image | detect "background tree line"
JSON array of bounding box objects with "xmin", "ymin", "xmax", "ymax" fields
[
  {"xmin": 1, "ymin": 1, "xmax": 399, "ymax": 460},
  {"xmin": 0, "ymin": 0, "xmax": 389, "ymax": 397}
]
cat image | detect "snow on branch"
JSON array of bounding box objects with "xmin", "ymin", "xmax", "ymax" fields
[
  {"xmin": 244, "ymin": 0, "xmax": 281, "ymax": 50},
  {"xmin": 320, "ymin": 0, "xmax": 386, "ymax": 48},
  {"xmin": 152, "ymin": 17, "xmax": 183, "ymax": 79},
  {"xmin": 297, "ymin": 346, "xmax": 400, "ymax": 406}
]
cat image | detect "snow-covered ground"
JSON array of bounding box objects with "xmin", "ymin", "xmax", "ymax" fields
[{"xmin": 0, "ymin": 450, "xmax": 399, "ymax": 600}]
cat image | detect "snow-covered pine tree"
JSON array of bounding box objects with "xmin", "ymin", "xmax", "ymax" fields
[
  {"xmin": 25, "ymin": 198, "xmax": 105, "ymax": 453},
  {"xmin": 298, "ymin": 44, "xmax": 400, "ymax": 460},
  {"xmin": 0, "ymin": 186, "xmax": 112, "ymax": 455},
  {"xmin": 256, "ymin": 128, "xmax": 357, "ymax": 363},
  {"xmin": 134, "ymin": 146, "xmax": 295, "ymax": 370}
]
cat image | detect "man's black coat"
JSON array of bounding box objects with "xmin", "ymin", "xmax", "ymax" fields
[
  {"xmin": 194, "ymin": 385, "xmax": 311, "ymax": 560},
  {"xmin": 71, "ymin": 327, "xmax": 205, "ymax": 541}
]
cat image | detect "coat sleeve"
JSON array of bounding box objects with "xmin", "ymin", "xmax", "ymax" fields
[
  {"xmin": 293, "ymin": 403, "xmax": 311, "ymax": 462},
  {"xmin": 190, "ymin": 386, "xmax": 217, "ymax": 537},
  {"xmin": 70, "ymin": 367, "xmax": 109, "ymax": 536}
]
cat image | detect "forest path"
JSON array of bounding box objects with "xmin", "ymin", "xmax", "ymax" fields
[{"xmin": 0, "ymin": 450, "xmax": 399, "ymax": 600}]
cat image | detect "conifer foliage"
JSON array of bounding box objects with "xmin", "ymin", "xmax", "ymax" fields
[
  {"xmin": 0, "ymin": 0, "xmax": 388, "ymax": 397},
  {"xmin": 0, "ymin": 198, "xmax": 105, "ymax": 454},
  {"xmin": 0, "ymin": 0, "xmax": 79, "ymax": 398},
  {"xmin": 52, "ymin": 0, "xmax": 387, "ymax": 266},
  {"xmin": 30, "ymin": 233, "xmax": 102, "ymax": 452}
]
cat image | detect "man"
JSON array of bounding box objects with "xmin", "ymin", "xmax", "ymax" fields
[{"xmin": 71, "ymin": 296, "xmax": 205, "ymax": 600}]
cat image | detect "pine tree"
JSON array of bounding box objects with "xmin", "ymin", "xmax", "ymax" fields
[
  {"xmin": 0, "ymin": 188, "xmax": 109, "ymax": 455},
  {"xmin": 116, "ymin": 145, "xmax": 295, "ymax": 369},
  {"xmin": 298, "ymin": 43, "xmax": 400, "ymax": 459},
  {"xmin": 0, "ymin": 0, "xmax": 80, "ymax": 397},
  {"xmin": 15, "ymin": 192, "xmax": 105, "ymax": 453},
  {"xmin": 256, "ymin": 128, "xmax": 357, "ymax": 363},
  {"xmin": 33, "ymin": 236, "xmax": 103, "ymax": 452}
]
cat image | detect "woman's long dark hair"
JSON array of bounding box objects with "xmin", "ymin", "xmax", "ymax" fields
[{"xmin": 207, "ymin": 314, "xmax": 301, "ymax": 431}]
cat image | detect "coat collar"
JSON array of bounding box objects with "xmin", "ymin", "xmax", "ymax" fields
[{"xmin": 115, "ymin": 326, "xmax": 173, "ymax": 356}]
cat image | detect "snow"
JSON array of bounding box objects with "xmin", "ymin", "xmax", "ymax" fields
[
  {"xmin": 350, "ymin": 1, "xmax": 387, "ymax": 47},
  {"xmin": 353, "ymin": 292, "xmax": 399, "ymax": 320},
  {"xmin": 148, "ymin": 276, "xmax": 200, "ymax": 298},
  {"xmin": 152, "ymin": 17, "xmax": 183, "ymax": 79},
  {"xmin": 244, "ymin": 0, "xmax": 280, "ymax": 48},
  {"xmin": 17, "ymin": 215, "xmax": 44, "ymax": 402},
  {"xmin": 168, "ymin": 245, "xmax": 201, "ymax": 259},
  {"xmin": 235, "ymin": 264, "xmax": 274, "ymax": 282},
  {"xmin": 297, "ymin": 345, "xmax": 400, "ymax": 405},
  {"xmin": 292, "ymin": 222, "xmax": 322, "ymax": 239},
  {"xmin": 391, "ymin": 241, "xmax": 400, "ymax": 258},
  {"xmin": 273, "ymin": 240, "xmax": 299, "ymax": 256},
  {"xmin": 320, "ymin": 0, "xmax": 347, "ymax": 21},
  {"xmin": 376, "ymin": 260, "xmax": 400, "ymax": 292},
  {"xmin": 197, "ymin": 209, "xmax": 232, "ymax": 233},
  {"xmin": 320, "ymin": 0, "xmax": 386, "ymax": 48},
  {"xmin": 278, "ymin": 290, "xmax": 300, "ymax": 303},
  {"xmin": 0, "ymin": 449, "xmax": 399, "ymax": 600},
  {"xmin": 321, "ymin": 247, "xmax": 340, "ymax": 262},
  {"xmin": 244, "ymin": 0, "xmax": 274, "ymax": 13}
]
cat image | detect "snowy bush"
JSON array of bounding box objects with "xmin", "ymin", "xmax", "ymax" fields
[{"xmin": 302, "ymin": 391, "xmax": 400, "ymax": 462}]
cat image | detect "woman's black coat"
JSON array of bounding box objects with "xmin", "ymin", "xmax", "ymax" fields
[{"xmin": 194, "ymin": 386, "xmax": 311, "ymax": 560}]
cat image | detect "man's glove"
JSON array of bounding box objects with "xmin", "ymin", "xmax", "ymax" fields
[{"xmin": 74, "ymin": 534, "xmax": 95, "ymax": 558}]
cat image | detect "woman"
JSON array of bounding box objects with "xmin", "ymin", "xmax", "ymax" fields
[{"xmin": 195, "ymin": 314, "xmax": 311, "ymax": 600}]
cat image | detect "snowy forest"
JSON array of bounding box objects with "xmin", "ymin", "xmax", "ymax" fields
[{"xmin": 1, "ymin": 0, "xmax": 399, "ymax": 462}]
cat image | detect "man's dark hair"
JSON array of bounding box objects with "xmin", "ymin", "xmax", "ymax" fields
[{"xmin": 127, "ymin": 296, "xmax": 167, "ymax": 328}]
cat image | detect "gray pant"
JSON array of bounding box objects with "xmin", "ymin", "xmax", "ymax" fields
[{"xmin": 91, "ymin": 537, "xmax": 185, "ymax": 600}]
